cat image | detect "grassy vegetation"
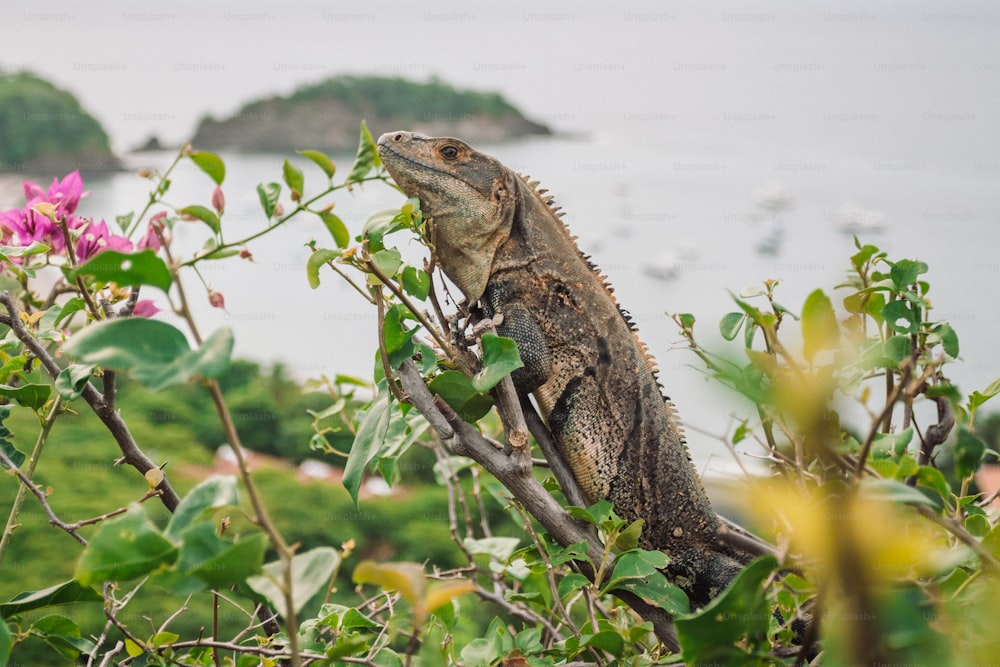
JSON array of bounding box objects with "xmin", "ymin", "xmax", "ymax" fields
[
  {"xmin": 0, "ymin": 70, "xmax": 119, "ymax": 173},
  {"xmin": 0, "ymin": 360, "xmax": 513, "ymax": 665}
]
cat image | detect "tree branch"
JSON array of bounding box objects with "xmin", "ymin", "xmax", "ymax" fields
[
  {"xmin": 395, "ymin": 360, "xmax": 680, "ymax": 651},
  {"xmin": 0, "ymin": 291, "xmax": 182, "ymax": 511}
]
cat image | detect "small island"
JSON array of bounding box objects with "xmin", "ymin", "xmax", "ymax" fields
[
  {"xmin": 191, "ymin": 75, "xmax": 551, "ymax": 153},
  {"xmin": 0, "ymin": 70, "xmax": 121, "ymax": 175}
]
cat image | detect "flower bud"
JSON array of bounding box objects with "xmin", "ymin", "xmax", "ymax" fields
[
  {"xmin": 137, "ymin": 168, "xmax": 152, "ymax": 178},
  {"xmin": 208, "ymin": 290, "xmax": 226, "ymax": 310},
  {"xmin": 239, "ymin": 247, "xmax": 254, "ymax": 261},
  {"xmin": 273, "ymin": 202, "xmax": 285, "ymax": 218},
  {"xmin": 212, "ymin": 186, "xmax": 225, "ymax": 215}
]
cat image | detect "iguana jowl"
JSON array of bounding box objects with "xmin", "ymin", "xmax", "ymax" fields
[{"xmin": 377, "ymin": 131, "xmax": 751, "ymax": 605}]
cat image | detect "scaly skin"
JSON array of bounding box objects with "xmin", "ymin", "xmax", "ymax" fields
[{"xmin": 377, "ymin": 131, "xmax": 749, "ymax": 605}]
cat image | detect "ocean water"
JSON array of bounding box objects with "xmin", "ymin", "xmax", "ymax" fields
[{"xmin": 3, "ymin": 0, "xmax": 998, "ymax": 471}]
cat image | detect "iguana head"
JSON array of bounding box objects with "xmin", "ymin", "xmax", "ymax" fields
[{"xmin": 377, "ymin": 131, "xmax": 519, "ymax": 303}]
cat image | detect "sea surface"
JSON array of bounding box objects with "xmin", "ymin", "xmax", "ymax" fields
[{"xmin": 2, "ymin": 0, "xmax": 998, "ymax": 472}]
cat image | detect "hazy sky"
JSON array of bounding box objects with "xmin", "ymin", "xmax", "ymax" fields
[{"xmin": 3, "ymin": 0, "xmax": 998, "ymax": 160}]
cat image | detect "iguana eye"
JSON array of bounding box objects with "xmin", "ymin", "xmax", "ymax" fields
[{"xmin": 439, "ymin": 145, "xmax": 460, "ymax": 160}]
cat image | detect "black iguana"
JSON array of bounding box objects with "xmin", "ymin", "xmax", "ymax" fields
[{"xmin": 376, "ymin": 131, "xmax": 755, "ymax": 605}]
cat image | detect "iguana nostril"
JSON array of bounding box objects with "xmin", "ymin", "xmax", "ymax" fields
[{"xmin": 393, "ymin": 133, "xmax": 404, "ymax": 142}]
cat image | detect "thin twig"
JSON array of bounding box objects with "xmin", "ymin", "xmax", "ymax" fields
[
  {"xmin": 0, "ymin": 445, "xmax": 86, "ymax": 545},
  {"xmin": 0, "ymin": 395, "xmax": 65, "ymax": 560}
]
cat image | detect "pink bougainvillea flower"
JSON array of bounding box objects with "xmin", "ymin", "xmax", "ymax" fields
[
  {"xmin": 0, "ymin": 205, "xmax": 59, "ymax": 248},
  {"xmin": 22, "ymin": 170, "xmax": 88, "ymax": 218},
  {"xmin": 132, "ymin": 299, "xmax": 161, "ymax": 318},
  {"xmin": 74, "ymin": 218, "xmax": 134, "ymax": 263},
  {"xmin": 136, "ymin": 221, "xmax": 162, "ymax": 252}
]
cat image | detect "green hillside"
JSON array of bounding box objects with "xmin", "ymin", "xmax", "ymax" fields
[
  {"xmin": 0, "ymin": 70, "xmax": 120, "ymax": 174},
  {"xmin": 192, "ymin": 75, "xmax": 550, "ymax": 153}
]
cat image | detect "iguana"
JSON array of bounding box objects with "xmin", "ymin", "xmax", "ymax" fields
[{"xmin": 376, "ymin": 131, "xmax": 755, "ymax": 606}]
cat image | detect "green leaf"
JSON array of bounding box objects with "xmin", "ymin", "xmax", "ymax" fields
[
  {"xmin": 0, "ymin": 240, "xmax": 49, "ymax": 259},
  {"xmin": 882, "ymin": 299, "xmax": 918, "ymax": 334},
  {"xmin": 602, "ymin": 550, "xmax": 688, "ymax": 614},
  {"xmin": 884, "ymin": 335, "xmax": 911, "ymax": 366},
  {"xmin": 584, "ymin": 631, "xmax": 625, "ymax": 657},
  {"xmin": 719, "ymin": 312, "xmax": 745, "ymax": 341},
  {"xmin": 401, "ymin": 266, "xmax": 431, "ymax": 301},
  {"xmin": 306, "ymin": 248, "xmax": 341, "ymax": 289},
  {"xmin": 298, "ymin": 149, "xmax": 336, "ymax": 180},
  {"xmin": 966, "ymin": 513, "xmax": 990, "ymax": 537},
  {"xmin": 371, "ymin": 248, "xmax": 403, "ymax": 279},
  {"xmin": 871, "ymin": 428, "xmax": 913, "ymax": 460},
  {"xmin": 914, "ymin": 466, "xmax": 951, "ymax": 508},
  {"xmin": 55, "ymin": 364, "xmax": 94, "ymax": 401},
  {"xmin": 969, "ymin": 376, "xmax": 1000, "ymax": 414},
  {"xmin": 124, "ymin": 638, "xmax": 143, "ymax": 657},
  {"xmin": 614, "ymin": 519, "xmax": 645, "ymax": 551},
  {"xmin": 0, "ymin": 383, "xmax": 51, "ymax": 410},
  {"xmin": 383, "ymin": 305, "xmax": 417, "ymax": 368},
  {"xmin": 70, "ymin": 249, "xmax": 173, "ymax": 292},
  {"xmin": 462, "ymin": 537, "xmax": 521, "ymax": 562},
  {"xmin": 0, "ymin": 617, "xmax": 10, "ymax": 665},
  {"xmin": 30, "ymin": 614, "xmax": 94, "ymax": 660},
  {"xmin": 176, "ymin": 523, "xmax": 267, "ymax": 588},
  {"xmin": 53, "ymin": 296, "xmax": 86, "ymax": 327},
  {"xmin": 675, "ymin": 555, "xmax": 779, "ymax": 664},
  {"xmin": 889, "ymin": 259, "xmax": 927, "ymax": 290},
  {"xmin": 0, "ymin": 580, "xmax": 102, "ymax": 618},
  {"xmin": 63, "ymin": 318, "xmax": 233, "ymax": 392},
  {"xmin": 931, "ymin": 322, "xmax": 960, "ymax": 358},
  {"xmin": 165, "ymin": 476, "xmax": 239, "ymax": 541},
  {"xmin": 801, "ymin": 288, "xmax": 840, "ymax": 361},
  {"xmin": 602, "ymin": 550, "xmax": 668, "ymax": 593},
  {"xmin": 190, "ymin": 151, "xmax": 226, "ymax": 185},
  {"xmin": 319, "ymin": 211, "xmax": 349, "ymax": 248},
  {"xmin": 547, "ymin": 541, "xmax": 591, "ymax": 567},
  {"xmin": 862, "ymin": 478, "xmax": 942, "ymax": 509},
  {"xmin": 346, "ymin": 121, "xmax": 381, "ymax": 184},
  {"xmin": 115, "ymin": 211, "xmax": 134, "ymax": 232},
  {"xmin": 257, "ymin": 182, "xmax": 281, "ymax": 218},
  {"xmin": 75, "ymin": 505, "xmax": 178, "ymax": 586},
  {"xmin": 614, "ymin": 572, "xmax": 690, "ymax": 615},
  {"xmin": 954, "ymin": 428, "xmax": 986, "ymax": 480},
  {"xmin": 151, "ymin": 631, "xmax": 179, "ymax": 648},
  {"xmin": 427, "ymin": 371, "xmax": 494, "ymax": 422},
  {"xmin": 472, "ymin": 334, "xmax": 524, "ymax": 392},
  {"xmin": 179, "ymin": 205, "xmax": 221, "ymax": 235},
  {"xmin": 363, "ymin": 208, "xmax": 406, "ymax": 241},
  {"xmin": 343, "ymin": 392, "xmax": 391, "ymax": 504},
  {"xmin": 194, "ymin": 238, "xmax": 239, "ymax": 262},
  {"xmin": 567, "ymin": 498, "xmax": 616, "ymax": 526},
  {"xmin": 283, "ymin": 159, "xmax": 304, "ymax": 196},
  {"xmin": 246, "ymin": 547, "xmax": 341, "ymax": 618},
  {"xmin": 0, "ymin": 435, "xmax": 25, "ymax": 470}
]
